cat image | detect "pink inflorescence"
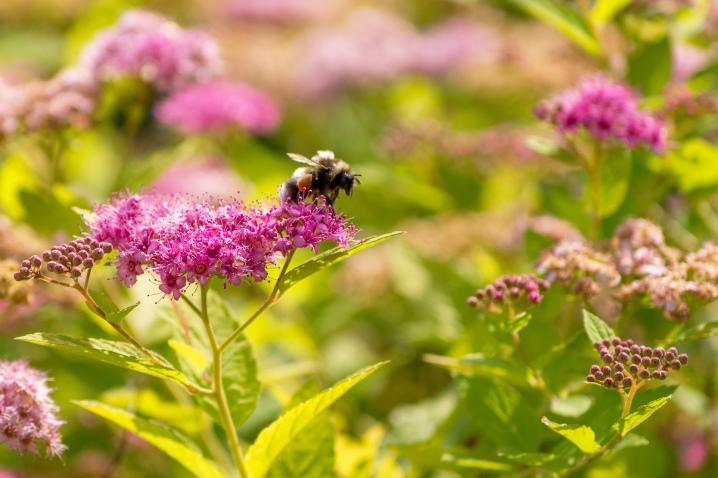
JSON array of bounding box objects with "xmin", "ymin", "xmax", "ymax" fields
[
  {"xmin": 0, "ymin": 359, "xmax": 65, "ymax": 458},
  {"xmin": 225, "ymin": 0, "xmax": 320, "ymax": 23},
  {"xmin": 467, "ymin": 274, "xmax": 550, "ymax": 314},
  {"xmin": 86, "ymin": 192, "xmax": 356, "ymax": 299},
  {"xmin": 534, "ymin": 75, "xmax": 666, "ymax": 152},
  {"xmin": 81, "ymin": 9, "xmax": 222, "ymax": 93},
  {"xmin": 155, "ymin": 81, "xmax": 281, "ymax": 135}
]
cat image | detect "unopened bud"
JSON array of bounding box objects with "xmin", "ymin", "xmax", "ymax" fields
[{"xmin": 678, "ymin": 354, "xmax": 688, "ymax": 365}]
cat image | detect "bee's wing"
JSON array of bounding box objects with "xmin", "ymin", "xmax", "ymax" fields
[{"xmin": 287, "ymin": 153, "xmax": 319, "ymax": 166}]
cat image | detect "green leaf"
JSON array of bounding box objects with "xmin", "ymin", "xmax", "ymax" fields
[
  {"xmin": 666, "ymin": 321, "xmax": 718, "ymax": 344},
  {"xmin": 542, "ymin": 418, "xmax": 601, "ymax": 454},
  {"xmin": 582, "ymin": 310, "xmax": 614, "ymax": 344},
  {"xmin": 613, "ymin": 395, "xmax": 672, "ymax": 436},
  {"xmin": 106, "ymin": 302, "xmax": 139, "ymax": 324},
  {"xmin": 627, "ymin": 36, "xmax": 672, "ymax": 96},
  {"xmin": 457, "ymin": 375, "xmax": 542, "ymax": 452},
  {"xmin": 499, "ymin": 452, "xmax": 557, "ymax": 466},
  {"xmin": 267, "ymin": 380, "xmax": 335, "ymax": 478},
  {"xmin": 439, "ymin": 453, "xmax": 515, "ymax": 471},
  {"xmin": 604, "ymin": 433, "xmax": 649, "ymax": 456},
  {"xmin": 500, "ymin": 0, "xmax": 601, "ymax": 56},
  {"xmin": 168, "ymin": 340, "xmax": 208, "ymax": 373},
  {"xmin": 550, "ymin": 395, "xmax": 593, "ymax": 418},
  {"xmin": 532, "ymin": 331, "xmax": 582, "ymax": 370},
  {"xmin": 73, "ymin": 400, "xmax": 224, "ymax": 478},
  {"xmin": 278, "ymin": 232, "xmax": 404, "ymax": 295},
  {"xmin": 246, "ymin": 361, "xmax": 388, "ymax": 478},
  {"xmin": 15, "ymin": 332, "xmax": 190, "ymax": 386},
  {"xmin": 425, "ymin": 354, "xmax": 530, "ymax": 389},
  {"xmin": 598, "ymin": 148, "xmax": 631, "ymax": 217},
  {"xmin": 591, "ymin": 0, "xmax": 632, "ymax": 24},
  {"xmin": 88, "ymin": 288, "xmax": 119, "ymax": 315},
  {"xmin": 506, "ymin": 312, "xmax": 532, "ymax": 333},
  {"xmin": 526, "ymin": 136, "xmax": 574, "ymax": 163},
  {"xmin": 659, "ymin": 138, "xmax": 718, "ymax": 193}
]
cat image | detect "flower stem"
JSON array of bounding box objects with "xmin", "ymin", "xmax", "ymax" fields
[
  {"xmin": 200, "ymin": 285, "xmax": 249, "ymax": 478},
  {"xmin": 219, "ymin": 250, "xmax": 295, "ymax": 353},
  {"xmin": 589, "ymin": 140, "xmax": 604, "ymax": 240}
]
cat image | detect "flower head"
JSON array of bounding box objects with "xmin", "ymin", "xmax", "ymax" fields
[
  {"xmin": 86, "ymin": 191, "xmax": 356, "ymax": 299},
  {"xmin": 467, "ymin": 274, "xmax": 549, "ymax": 315},
  {"xmin": 0, "ymin": 359, "xmax": 65, "ymax": 457},
  {"xmin": 535, "ymin": 75, "xmax": 666, "ymax": 152},
  {"xmin": 155, "ymin": 81, "xmax": 281, "ymax": 135},
  {"xmin": 81, "ymin": 9, "xmax": 222, "ymax": 93}
]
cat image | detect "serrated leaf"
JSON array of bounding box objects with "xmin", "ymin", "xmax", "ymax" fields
[
  {"xmin": 439, "ymin": 453, "xmax": 514, "ymax": 471},
  {"xmin": 246, "ymin": 361, "xmax": 388, "ymax": 478},
  {"xmin": 278, "ymin": 232, "xmax": 404, "ymax": 295},
  {"xmin": 613, "ymin": 396, "xmax": 672, "ymax": 436},
  {"xmin": 15, "ymin": 333, "xmax": 189, "ymax": 386},
  {"xmin": 424, "ymin": 354, "xmax": 530, "ymax": 389},
  {"xmin": 542, "ymin": 418, "xmax": 601, "ymax": 454},
  {"xmin": 106, "ymin": 302, "xmax": 139, "ymax": 324},
  {"xmin": 267, "ymin": 380, "xmax": 335, "ymax": 478},
  {"xmin": 604, "ymin": 433, "xmax": 649, "ymax": 456},
  {"xmin": 582, "ymin": 310, "xmax": 614, "ymax": 344},
  {"xmin": 73, "ymin": 401, "xmax": 224, "ymax": 478},
  {"xmin": 550, "ymin": 395, "xmax": 593, "ymax": 418},
  {"xmin": 499, "ymin": 452, "xmax": 557, "ymax": 466},
  {"xmin": 88, "ymin": 288, "xmax": 119, "ymax": 315},
  {"xmin": 667, "ymin": 321, "xmax": 718, "ymax": 344},
  {"xmin": 457, "ymin": 375, "xmax": 542, "ymax": 452},
  {"xmin": 501, "ymin": 0, "xmax": 601, "ymax": 56},
  {"xmin": 591, "ymin": 0, "xmax": 632, "ymax": 24}
]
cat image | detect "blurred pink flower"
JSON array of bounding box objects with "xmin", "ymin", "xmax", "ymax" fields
[
  {"xmin": 0, "ymin": 360, "xmax": 65, "ymax": 457},
  {"xmin": 678, "ymin": 432, "xmax": 708, "ymax": 471},
  {"xmin": 151, "ymin": 158, "xmax": 250, "ymax": 197},
  {"xmin": 225, "ymin": 0, "xmax": 320, "ymax": 23},
  {"xmin": 0, "ymin": 471, "xmax": 21, "ymax": 478},
  {"xmin": 672, "ymin": 44, "xmax": 709, "ymax": 83},
  {"xmin": 81, "ymin": 9, "xmax": 222, "ymax": 93},
  {"xmin": 155, "ymin": 81, "xmax": 281, "ymax": 135}
]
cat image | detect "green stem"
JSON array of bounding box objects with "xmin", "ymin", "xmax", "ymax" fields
[
  {"xmin": 200, "ymin": 285, "xmax": 249, "ymax": 478},
  {"xmin": 219, "ymin": 250, "xmax": 295, "ymax": 353},
  {"xmin": 589, "ymin": 140, "xmax": 604, "ymax": 240}
]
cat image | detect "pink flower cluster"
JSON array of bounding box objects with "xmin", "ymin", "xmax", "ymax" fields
[
  {"xmin": 225, "ymin": 0, "xmax": 320, "ymax": 23},
  {"xmin": 86, "ymin": 191, "xmax": 356, "ymax": 299},
  {"xmin": 81, "ymin": 9, "xmax": 222, "ymax": 93},
  {"xmin": 0, "ymin": 67, "xmax": 98, "ymax": 139},
  {"xmin": 534, "ymin": 75, "xmax": 666, "ymax": 152},
  {"xmin": 296, "ymin": 8, "xmax": 497, "ymax": 97},
  {"xmin": 0, "ymin": 359, "xmax": 65, "ymax": 457},
  {"xmin": 155, "ymin": 81, "xmax": 281, "ymax": 135}
]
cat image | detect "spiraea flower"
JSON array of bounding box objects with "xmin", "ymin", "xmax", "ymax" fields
[
  {"xmin": 86, "ymin": 191, "xmax": 356, "ymax": 299},
  {"xmin": 534, "ymin": 240, "xmax": 621, "ymax": 298},
  {"xmin": 467, "ymin": 274, "xmax": 549, "ymax": 315},
  {"xmin": 81, "ymin": 9, "xmax": 222, "ymax": 93},
  {"xmin": 225, "ymin": 0, "xmax": 320, "ymax": 24},
  {"xmin": 14, "ymin": 237, "xmax": 112, "ymax": 284},
  {"xmin": 534, "ymin": 75, "xmax": 666, "ymax": 152},
  {"xmin": 610, "ymin": 218, "xmax": 680, "ymax": 277},
  {"xmin": 0, "ymin": 359, "xmax": 65, "ymax": 457},
  {"xmin": 586, "ymin": 337, "xmax": 688, "ymax": 392},
  {"xmin": 155, "ymin": 81, "xmax": 281, "ymax": 135}
]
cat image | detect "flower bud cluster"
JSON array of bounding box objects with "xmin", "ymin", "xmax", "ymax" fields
[
  {"xmin": 467, "ymin": 274, "xmax": 550, "ymax": 314},
  {"xmin": 14, "ymin": 237, "xmax": 112, "ymax": 283},
  {"xmin": 534, "ymin": 241, "xmax": 620, "ymax": 298},
  {"xmin": 0, "ymin": 359, "xmax": 65, "ymax": 457},
  {"xmin": 586, "ymin": 337, "xmax": 688, "ymax": 392},
  {"xmin": 534, "ymin": 74, "xmax": 665, "ymax": 152}
]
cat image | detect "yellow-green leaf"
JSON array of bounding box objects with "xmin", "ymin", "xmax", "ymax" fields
[
  {"xmin": 542, "ymin": 418, "xmax": 601, "ymax": 454},
  {"xmin": 613, "ymin": 396, "xmax": 672, "ymax": 436}
]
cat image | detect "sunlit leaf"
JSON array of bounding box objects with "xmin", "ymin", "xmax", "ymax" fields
[
  {"xmin": 604, "ymin": 433, "xmax": 649, "ymax": 456},
  {"xmin": 550, "ymin": 395, "xmax": 593, "ymax": 418},
  {"xmin": 499, "ymin": 452, "xmax": 557, "ymax": 466},
  {"xmin": 542, "ymin": 418, "xmax": 601, "ymax": 454},
  {"xmin": 15, "ymin": 333, "xmax": 189, "ymax": 386},
  {"xmin": 246, "ymin": 361, "xmax": 388, "ymax": 478},
  {"xmin": 666, "ymin": 321, "xmax": 718, "ymax": 344},
  {"xmin": 278, "ymin": 232, "xmax": 404, "ymax": 295},
  {"xmin": 591, "ymin": 0, "xmax": 632, "ymax": 24},
  {"xmin": 439, "ymin": 453, "xmax": 515, "ymax": 471},
  {"xmin": 613, "ymin": 396, "xmax": 672, "ymax": 436},
  {"xmin": 425, "ymin": 354, "xmax": 531, "ymax": 389},
  {"xmin": 582, "ymin": 310, "xmax": 614, "ymax": 344},
  {"xmin": 73, "ymin": 401, "xmax": 224, "ymax": 478}
]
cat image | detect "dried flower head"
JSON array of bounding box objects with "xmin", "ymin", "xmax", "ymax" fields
[
  {"xmin": 534, "ymin": 75, "xmax": 666, "ymax": 152},
  {"xmin": 467, "ymin": 274, "xmax": 549, "ymax": 315},
  {"xmin": 0, "ymin": 359, "xmax": 65, "ymax": 457},
  {"xmin": 86, "ymin": 191, "xmax": 356, "ymax": 299},
  {"xmin": 81, "ymin": 9, "xmax": 222, "ymax": 93},
  {"xmin": 535, "ymin": 240, "xmax": 620, "ymax": 298},
  {"xmin": 155, "ymin": 81, "xmax": 281, "ymax": 135},
  {"xmin": 586, "ymin": 337, "xmax": 688, "ymax": 393}
]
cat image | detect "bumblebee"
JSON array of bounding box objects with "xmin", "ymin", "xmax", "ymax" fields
[{"xmin": 279, "ymin": 150, "xmax": 361, "ymax": 209}]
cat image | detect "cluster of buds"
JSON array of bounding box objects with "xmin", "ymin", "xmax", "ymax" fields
[
  {"xmin": 534, "ymin": 241, "xmax": 620, "ymax": 299},
  {"xmin": 611, "ymin": 218, "xmax": 680, "ymax": 277},
  {"xmin": 14, "ymin": 238, "xmax": 113, "ymax": 283},
  {"xmin": 586, "ymin": 337, "xmax": 688, "ymax": 392},
  {"xmin": 467, "ymin": 274, "xmax": 550, "ymax": 315}
]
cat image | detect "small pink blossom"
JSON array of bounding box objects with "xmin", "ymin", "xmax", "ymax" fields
[
  {"xmin": 0, "ymin": 359, "xmax": 65, "ymax": 458},
  {"xmin": 155, "ymin": 81, "xmax": 281, "ymax": 135}
]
